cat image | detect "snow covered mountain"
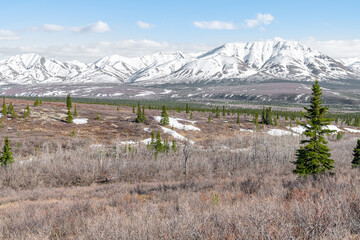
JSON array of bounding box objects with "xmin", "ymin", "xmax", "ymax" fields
[
  {"xmin": 0, "ymin": 39, "xmax": 359, "ymax": 85},
  {"xmin": 341, "ymin": 58, "xmax": 360, "ymax": 74}
]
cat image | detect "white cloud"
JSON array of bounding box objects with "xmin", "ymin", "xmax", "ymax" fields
[
  {"xmin": 193, "ymin": 21, "xmax": 236, "ymax": 30},
  {"xmin": 70, "ymin": 21, "xmax": 111, "ymax": 33},
  {"xmin": 0, "ymin": 30, "xmax": 20, "ymax": 40},
  {"xmin": 30, "ymin": 21, "xmax": 111, "ymax": 33},
  {"xmin": 245, "ymin": 13, "xmax": 274, "ymax": 28},
  {"xmin": 303, "ymin": 38, "xmax": 360, "ymax": 59},
  {"xmin": 41, "ymin": 24, "xmax": 65, "ymax": 31},
  {"xmin": 0, "ymin": 40, "xmax": 215, "ymax": 62},
  {"xmin": 136, "ymin": 21, "xmax": 155, "ymax": 29}
]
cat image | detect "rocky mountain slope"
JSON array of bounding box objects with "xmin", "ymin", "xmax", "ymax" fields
[{"xmin": 0, "ymin": 39, "xmax": 359, "ymax": 85}]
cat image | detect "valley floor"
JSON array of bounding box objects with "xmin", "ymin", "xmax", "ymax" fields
[{"xmin": 0, "ymin": 99, "xmax": 359, "ymax": 239}]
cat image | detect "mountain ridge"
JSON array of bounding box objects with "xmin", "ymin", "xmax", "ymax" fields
[{"xmin": 0, "ymin": 39, "xmax": 359, "ymax": 85}]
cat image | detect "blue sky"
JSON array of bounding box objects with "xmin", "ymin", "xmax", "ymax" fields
[{"xmin": 1, "ymin": 0, "xmax": 360, "ymax": 61}]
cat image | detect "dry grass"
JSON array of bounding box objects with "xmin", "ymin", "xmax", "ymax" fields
[{"xmin": 0, "ymin": 131, "xmax": 359, "ymax": 239}]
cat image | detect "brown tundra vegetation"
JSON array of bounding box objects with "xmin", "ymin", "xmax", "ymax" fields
[{"xmin": 0, "ymin": 99, "xmax": 359, "ymax": 239}]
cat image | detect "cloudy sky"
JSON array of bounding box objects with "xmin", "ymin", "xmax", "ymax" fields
[{"xmin": 1, "ymin": 0, "xmax": 360, "ymax": 62}]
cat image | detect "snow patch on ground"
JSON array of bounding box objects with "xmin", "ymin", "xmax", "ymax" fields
[
  {"xmin": 161, "ymin": 126, "xmax": 194, "ymax": 144},
  {"xmin": 287, "ymin": 125, "xmax": 343, "ymax": 134},
  {"xmin": 268, "ymin": 129, "xmax": 299, "ymax": 136},
  {"xmin": 73, "ymin": 118, "xmax": 88, "ymax": 124},
  {"xmin": 344, "ymin": 128, "xmax": 360, "ymax": 133},
  {"xmin": 160, "ymin": 89, "xmax": 172, "ymax": 94},
  {"xmin": 240, "ymin": 128, "xmax": 254, "ymax": 133},
  {"xmin": 135, "ymin": 91, "xmax": 155, "ymax": 97},
  {"xmin": 154, "ymin": 116, "xmax": 200, "ymax": 131}
]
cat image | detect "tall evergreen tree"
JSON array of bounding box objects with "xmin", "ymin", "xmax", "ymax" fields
[
  {"xmin": 236, "ymin": 112, "xmax": 240, "ymax": 124},
  {"xmin": 155, "ymin": 131, "xmax": 164, "ymax": 153},
  {"xmin": 293, "ymin": 80, "xmax": 334, "ymax": 176},
  {"xmin": 352, "ymin": 139, "xmax": 360, "ymax": 167},
  {"xmin": 66, "ymin": 94, "xmax": 72, "ymax": 109},
  {"xmin": 73, "ymin": 104, "xmax": 78, "ymax": 117},
  {"xmin": 34, "ymin": 98, "xmax": 39, "ymax": 107},
  {"xmin": 160, "ymin": 105, "xmax": 169, "ymax": 126},
  {"xmin": 136, "ymin": 102, "xmax": 144, "ymax": 123},
  {"xmin": 2, "ymin": 96, "xmax": 7, "ymax": 116},
  {"xmin": 266, "ymin": 107, "xmax": 273, "ymax": 125},
  {"xmin": 26, "ymin": 105, "xmax": 31, "ymax": 116},
  {"xmin": 261, "ymin": 106, "xmax": 266, "ymax": 124},
  {"xmin": 222, "ymin": 106, "xmax": 226, "ymax": 116},
  {"xmin": 0, "ymin": 136, "xmax": 14, "ymax": 166}
]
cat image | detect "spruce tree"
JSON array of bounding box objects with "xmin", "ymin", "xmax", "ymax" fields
[
  {"xmin": 150, "ymin": 131, "xmax": 155, "ymax": 149},
  {"xmin": 160, "ymin": 105, "xmax": 169, "ymax": 126},
  {"xmin": 0, "ymin": 136, "xmax": 14, "ymax": 166},
  {"xmin": 186, "ymin": 103, "xmax": 190, "ymax": 114},
  {"xmin": 236, "ymin": 112, "xmax": 240, "ymax": 124},
  {"xmin": 66, "ymin": 109, "xmax": 73, "ymax": 123},
  {"xmin": 190, "ymin": 112, "xmax": 193, "ymax": 120},
  {"xmin": 26, "ymin": 105, "xmax": 30, "ymax": 116},
  {"xmin": 73, "ymin": 104, "xmax": 78, "ymax": 117},
  {"xmin": 96, "ymin": 112, "xmax": 100, "ymax": 120},
  {"xmin": 293, "ymin": 80, "xmax": 334, "ymax": 176},
  {"xmin": 136, "ymin": 102, "xmax": 144, "ymax": 123},
  {"xmin": 2, "ymin": 96, "xmax": 7, "ymax": 116},
  {"xmin": 142, "ymin": 106, "xmax": 146, "ymax": 121},
  {"xmin": 352, "ymin": 139, "xmax": 360, "ymax": 167},
  {"xmin": 34, "ymin": 98, "xmax": 39, "ymax": 107},
  {"xmin": 266, "ymin": 107, "xmax": 273, "ymax": 125},
  {"xmin": 261, "ymin": 106, "xmax": 266, "ymax": 124},
  {"xmin": 39, "ymin": 99, "xmax": 43, "ymax": 105},
  {"xmin": 155, "ymin": 131, "xmax": 163, "ymax": 153},
  {"xmin": 66, "ymin": 94, "xmax": 72, "ymax": 109},
  {"xmin": 172, "ymin": 140, "xmax": 177, "ymax": 152},
  {"xmin": 208, "ymin": 114, "xmax": 211, "ymax": 122},
  {"xmin": 222, "ymin": 106, "xmax": 226, "ymax": 116},
  {"xmin": 216, "ymin": 106, "xmax": 220, "ymax": 118}
]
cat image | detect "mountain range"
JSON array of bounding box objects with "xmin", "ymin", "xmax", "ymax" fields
[{"xmin": 0, "ymin": 39, "xmax": 359, "ymax": 85}]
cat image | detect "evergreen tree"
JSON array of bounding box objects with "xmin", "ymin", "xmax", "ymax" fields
[
  {"xmin": 163, "ymin": 139, "xmax": 170, "ymax": 153},
  {"xmin": 26, "ymin": 105, "xmax": 31, "ymax": 116},
  {"xmin": 266, "ymin": 107, "xmax": 273, "ymax": 125},
  {"xmin": 352, "ymin": 139, "xmax": 360, "ymax": 167},
  {"xmin": 2, "ymin": 96, "xmax": 7, "ymax": 116},
  {"xmin": 66, "ymin": 109, "xmax": 73, "ymax": 123},
  {"xmin": 172, "ymin": 140, "xmax": 177, "ymax": 152},
  {"xmin": 96, "ymin": 112, "xmax": 100, "ymax": 120},
  {"xmin": 142, "ymin": 106, "xmax": 146, "ymax": 121},
  {"xmin": 34, "ymin": 98, "xmax": 39, "ymax": 107},
  {"xmin": 132, "ymin": 106, "xmax": 135, "ymax": 113},
  {"xmin": 222, "ymin": 106, "xmax": 226, "ymax": 116},
  {"xmin": 66, "ymin": 94, "xmax": 72, "ymax": 109},
  {"xmin": 186, "ymin": 103, "xmax": 190, "ymax": 114},
  {"xmin": 150, "ymin": 131, "xmax": 155, "ymax": 149},
  {"xmin": 136, "ymin": 102, "xmax": 144, "ymax": 123},
  {"xmin": 236, "ymin": 112, "xmax": 240, "ymax": 124},
  {"xmin": 117, "ymin": 106, "xmax": 119, "ymax": 111},
  {"xmin": 190, "ymin": 112, "xmax": 193, "ymax": 120},
  {"xmin": 39, "ymin": 99, "xmax": 43, "ymax": 105},
  {"xmin": 215, "ymin": 106, "xmax": 220, "ymax": 118},
  {"xmin": 261, "ymin": 106, "xmax": 266, "ymax": 124},
  {"xmin": 254, "ymin": 113, "xmax": 259, "ymax": 130},
  {"xmin": 7, "ymin": 101, "xmax": 13, "ymax": 113},
  {"xmin": 0, "ymin": 136, "xmax": 14, "ymax": 166},
  {"xmin": 208, "ymin": 114, "xmax": 211, "ymax": 122},
  {"xmin": 293, "ymin": 80, "xmax": 334, "ymax": 176},
  {"xmin": 73, "ymin": 104, "xmax": 78, "ymax": 117},
  {"xmin": 160, "ymin": 105, "xmax": 169, "ymax": 125},
  {"xmin": 155, "ymin": 131, "xmax": 163, "ymax": 153}
]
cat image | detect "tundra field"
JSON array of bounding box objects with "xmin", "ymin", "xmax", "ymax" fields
[{"xmin": 0, "ymin": 98, "xmax": 360, "ymax": 239}]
